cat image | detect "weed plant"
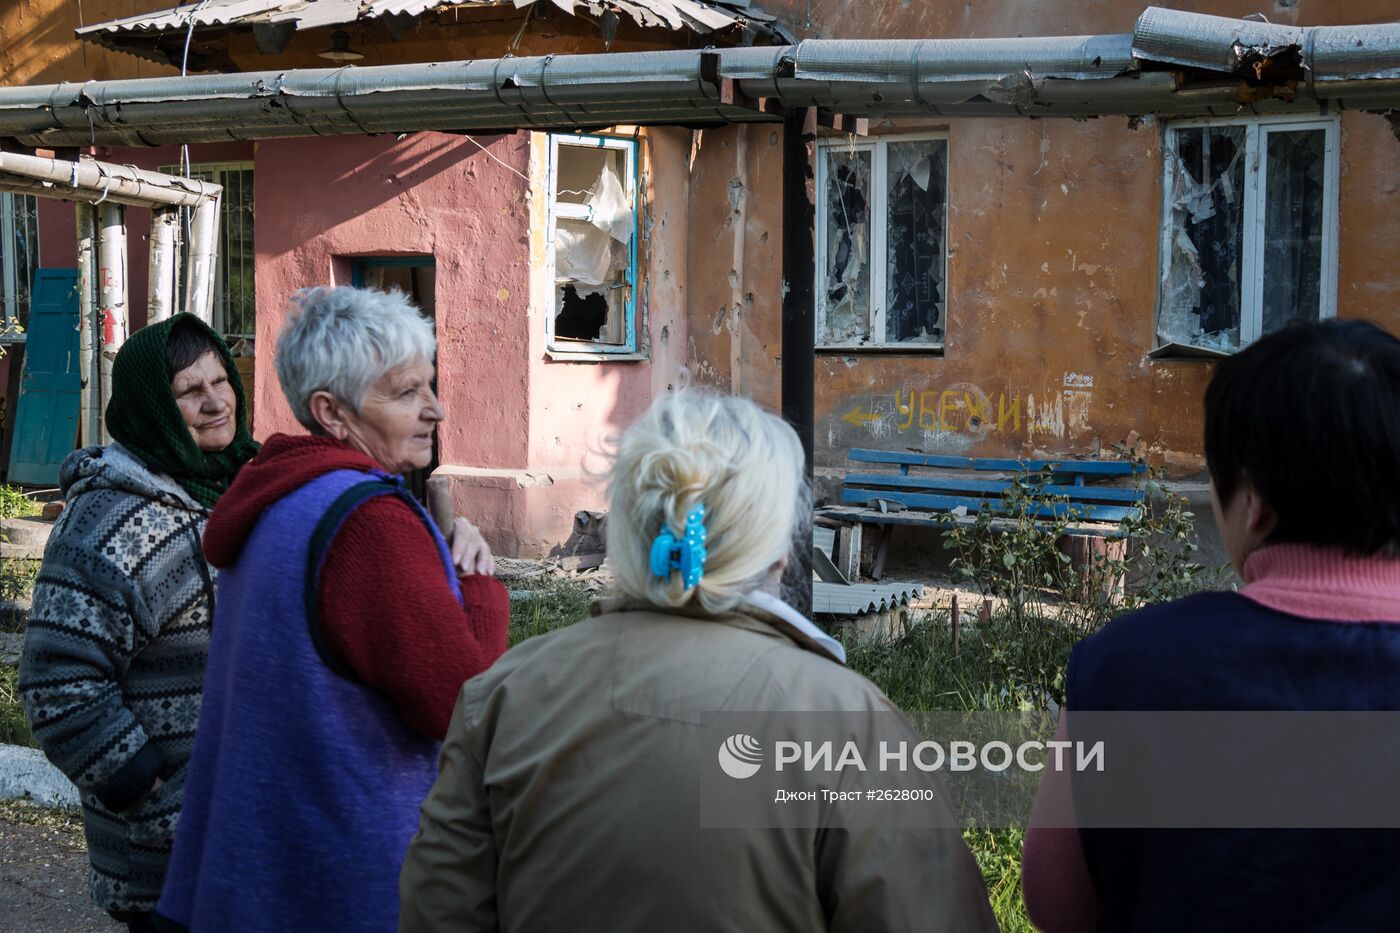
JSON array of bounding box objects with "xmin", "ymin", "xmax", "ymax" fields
[
  {"xmin": 0, "ymin": 664, "xmax": 36, "ymax": 748},
  {"xmin": 0, "ymin": 485, "xmax": 39, "ymax": 521}
]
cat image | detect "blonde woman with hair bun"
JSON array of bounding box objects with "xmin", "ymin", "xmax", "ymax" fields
[{"xmin": 401, "ymin": 389, "xmax": 997, "ymax": 933}]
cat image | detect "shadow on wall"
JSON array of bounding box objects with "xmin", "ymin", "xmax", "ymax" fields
[{"xmin": 322, "ymin": 134, "xmax": 522, "ymax": 221}]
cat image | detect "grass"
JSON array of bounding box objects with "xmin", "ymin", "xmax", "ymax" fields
[
  {"xmin": 839, "ymin": 609, "xmax": 1077, "ymax": 933},
  {"xmin": 0, "ymin": 664, "xmax": 36, "ymax": 748},
  {"xmin": 506, "ymin": 581, "xmax": 594, "ymax": 646}
]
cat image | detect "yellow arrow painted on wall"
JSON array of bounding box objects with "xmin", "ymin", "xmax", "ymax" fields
[{"xmin": 843, "ymin": 406, "xmax": 882, "ymax": 427}]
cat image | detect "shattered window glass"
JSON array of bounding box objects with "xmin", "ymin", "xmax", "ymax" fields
[
  {"xmin": 885, "ymin": 139, "xmax": 947, "ymax": 344},
  {"xmin": 552, "ymin": 142, "xmax": 634, "ymax": 347},
  {"xmin": 1158, "ymin": 125, "xmax": 1246, "ymax": 353},
  {"xmin": 820, "ymin": 148, "xmax": 871, "ymax": 344},
  {"xmin": 1261, "ymin": 129, "xmax": 1325, "ymax": 335}
]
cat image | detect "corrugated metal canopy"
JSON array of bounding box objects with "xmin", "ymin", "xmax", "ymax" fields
[
  {"xmin": 2, "ymin": 8, "xmax": 1395, "ymax": 148},
  {"xmin": 75, "ymin": 0, "xmax": 791, "ymax": 62}
]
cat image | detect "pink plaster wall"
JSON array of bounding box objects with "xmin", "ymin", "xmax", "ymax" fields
[
  {"xmin": 489, "ymin": 126, "xmax": 693, "ymax": 554},
  {"xmin": 251, "ymin": 131, "xmax": 532, "ymax": 471}
]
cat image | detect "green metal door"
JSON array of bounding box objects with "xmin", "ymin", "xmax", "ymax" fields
[{"xmin": 9, "ymin": 269, "xmax": 81, "ymax": 486}]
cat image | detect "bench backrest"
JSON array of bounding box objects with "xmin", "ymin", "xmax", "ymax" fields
[{"xmin": 841, "ymin": 448, "xmax": 1145, "ymax": 524}]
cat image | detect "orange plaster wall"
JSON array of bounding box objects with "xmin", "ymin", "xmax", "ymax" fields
[
  {"xmin": 0, "ymin": 0, "xmax": 175, "ymax": 85},
  {"xmin": 682, "ymin": 2, "xmax": 1400, "ymax": 476}
]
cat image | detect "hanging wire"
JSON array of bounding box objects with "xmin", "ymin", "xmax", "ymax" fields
[{"xmin": 460, "ymin": 134, "xmax": 530, "ymax": 183}]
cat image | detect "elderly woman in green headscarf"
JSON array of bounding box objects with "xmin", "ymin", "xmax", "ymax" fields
[{"xmin": 19, "ymin": 313, "xmax": 257, "ymax": 932}]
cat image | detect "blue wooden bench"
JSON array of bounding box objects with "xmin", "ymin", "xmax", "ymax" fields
[{"xmin": 816, "ymin": 448, "xmax": 1147, "ymax": 580}]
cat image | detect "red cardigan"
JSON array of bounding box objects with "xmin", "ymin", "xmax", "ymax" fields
[{"xmin": 205, "ymin": 433, "xmax": 509, "ymax": 741}]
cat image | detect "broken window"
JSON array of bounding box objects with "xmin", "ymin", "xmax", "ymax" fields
[
  {"xmin": 1156, "ymin": 117, "xmax": 1338, "ymax": 356},
  {"xmin": 817, "ymin": 135, "xmax": 947, "ymax": 348},
  {"xmin": 548, "ymin": 135, "xmax": 637, "ymax": 353},
  {"xmin": 0, "ymin": 192, "xmax": 39, "ymax": 329}
]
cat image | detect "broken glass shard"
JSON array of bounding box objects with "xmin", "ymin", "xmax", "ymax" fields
[
  {"xmin": 821, "ymin": 148, "xmax": 871, "ymax": 343},
  {"xmin": 1157, "ymin": 124, "xmax": 1245, "ymax": 353},
  {"xmin": 885, "ymin": 139, "xmax": 946, "ymax": 344},
  {"xmin": 1261, "ymin": 128, "xmax": 1325, "ymax": 335}
]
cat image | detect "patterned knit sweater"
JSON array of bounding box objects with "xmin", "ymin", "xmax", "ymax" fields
[{"xmin": 19, "ymin": 443, "xmax": 216, "ymax": 913}]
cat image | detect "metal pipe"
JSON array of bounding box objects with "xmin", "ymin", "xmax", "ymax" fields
[
  {"xmin": 0, "ymin": 151, "xmax": 217, "ymax": 207},
  {"xmin": 1, "ymin": 11, "xmax": 1397, "ymax": 148},
  {"xmin": 184, "ymin": 196, "xmax": 220, "ymax": 323},
  {"xmin": 780, "ymin": 107, "xmax": 817, "ymax": 619},
  {"xmin": 148, "ymin": 207, "xmax": 179, "ymax": 324},
  {"xmin": 75, "ymin": 203, "xmax": 100, "ymax": 446},
  {"xmin": 0, "ymin": 176, "xmax": 205, "ymax": 211},
  {"xmin": 97, "ymin": 203, "xmax": 127, "ymax": 445}
]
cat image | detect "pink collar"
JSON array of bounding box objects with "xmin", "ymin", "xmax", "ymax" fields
[{"xmin": 1240, "ymin": 543, "xmax": 1400, "ymax": 623}]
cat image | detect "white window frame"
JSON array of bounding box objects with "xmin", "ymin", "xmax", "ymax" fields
[
  {"xmin": 815, "ymin": 131, "xmax": 949, "ymax": 351},
  {"xmin": 158, "ymin": 160, "xmax": 255, "ymax": 338},
  {"xmin": 1156, "ymin": 114, "xmax": 1340, "ymax": 353},
  {"xmin": 545, "ymin": 134, "xmax": 639, "ymax": 356}
]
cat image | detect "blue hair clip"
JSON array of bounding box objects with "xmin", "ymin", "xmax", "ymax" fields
[{"xmin": 649, "ymin": 504, "xmax": 708, "ymax": 589}]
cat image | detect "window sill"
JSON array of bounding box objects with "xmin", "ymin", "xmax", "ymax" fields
[
  {"xmin": 545, "ymin": 348, "xmax": 648, "ymax": 363},
  {"xmin": 816, "ymin": 344, "xmax": 945, "ymax": 356},
  {"xmin": 1147, "ymin": 342, "xmax": 1233, "ymax": 362}
]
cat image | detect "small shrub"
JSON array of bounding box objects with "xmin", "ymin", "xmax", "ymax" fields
[
  {"xmin": 0, "ymin": 558, "xmax": 39, "ymax": 607},
  {"xmin": 0, "ymin": 664, "xmax": 37, "ymax": 748},
  {"xmin": 940, "ymin": 460, "xmax": 1227, "ymax": 638},
  {"xmin": 0, "ymin": 485, "xmax": 39, "ymax": 521}
]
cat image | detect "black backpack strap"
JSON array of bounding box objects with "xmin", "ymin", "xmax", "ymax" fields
[{"xmin": 303, "ymin": 480, "xmax": 401, "ymax": 682}]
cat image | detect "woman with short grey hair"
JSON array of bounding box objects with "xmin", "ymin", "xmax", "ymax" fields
[{"xmin": 156, "ymin": 286, "xmax": 509, "ymax": 933}]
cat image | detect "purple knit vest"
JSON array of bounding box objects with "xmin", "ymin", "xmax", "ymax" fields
[{"xmin": 158, "ymin": 469, "xmax": 462, "ymax": 932}]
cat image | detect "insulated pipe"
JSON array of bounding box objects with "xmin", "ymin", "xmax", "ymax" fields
[
  {"xmin": 147, "ymin": 207, "xmax": 179, "ymax": 324},
  {"xmin": 75, "ymin": 203, "xmax": 100, "ymax": 447},
  {"xmin": 184, "ymin": 196, "xmax": 220, "ymax": 324},
  {"xmin": 0, "ymin": 175, "xmax": 213, "ymax": 210},
  {"xmin": 97, "ymin": 203, "xmax": 127, "ymax": 446},
  {"xmin": 2, "ymin": 13, "xmax": 1398, "ymax": 148},
  {"xmin": 0, "ymin": 151, "xmax": 216, "ymax": 207}
]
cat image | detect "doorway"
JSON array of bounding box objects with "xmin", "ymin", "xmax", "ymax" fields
[{"xmin": 351, "ymin": 257, "xmax": 437, "ymax": 504}]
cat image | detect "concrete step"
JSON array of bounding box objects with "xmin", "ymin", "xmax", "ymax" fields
[
  {"xmin": 0, "ymin": 517, "xmax": 53, "ymax": 549},
  {"xmin": 0, "ymin": 543, "xmax": 44, "ymax": 561},
  {"xmin": 0, "ymin": 744, "xmax": 79, "ymax": 809}
]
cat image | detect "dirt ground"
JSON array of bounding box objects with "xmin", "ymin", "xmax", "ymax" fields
[{"xmin": 0, "ymin": 802, "xmax": 120, "ymax": 932}]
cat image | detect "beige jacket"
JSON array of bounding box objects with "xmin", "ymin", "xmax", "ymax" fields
[{"xmin": 399, "ymin": 599, "xmax": 998, "ymax": 932}]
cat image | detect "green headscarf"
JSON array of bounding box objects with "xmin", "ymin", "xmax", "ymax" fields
[{"xmin": 105, "ymin": 313, "xmax": 260, "ymax": 508}]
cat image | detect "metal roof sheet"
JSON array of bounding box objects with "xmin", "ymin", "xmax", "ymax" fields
[
  {"xmin": 813, "ymin": 581, "xmax": 925, "ymax": 617},
  {"xmin": 74, "ymin": 0, "xmax": 786, "ymax": 46}
]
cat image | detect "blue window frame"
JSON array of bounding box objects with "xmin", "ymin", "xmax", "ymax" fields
[
  {"xmin": 350, "ymin": 255, "xmax": 436, "ymax": 289},
  {"xmin": 547, "ymin": 134, "xmax": 639, "ymax": 355}
]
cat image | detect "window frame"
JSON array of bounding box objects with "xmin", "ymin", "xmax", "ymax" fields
[
  {"xmin": 1155, "ymin": 113, "xmax": 1340, "ymax": 355},
  {"xmin": 814, "ymin": 131, "xmax": 950, "ymax": 352},
  {"xmin": 158, "ymin": 160, "xmax": 255, "ymax": 339},
  {"xmin": 0, "ymin": 191, "xmax": 40, "ymax": 328},
  {"xmin": 545, "ymin": 133, "xmax": 640, "ymax": 357}
]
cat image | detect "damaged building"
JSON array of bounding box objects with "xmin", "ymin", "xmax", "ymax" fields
[{"xmin": 0, "ymin": 0, "xmax": 1396, "ymax": 556}]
